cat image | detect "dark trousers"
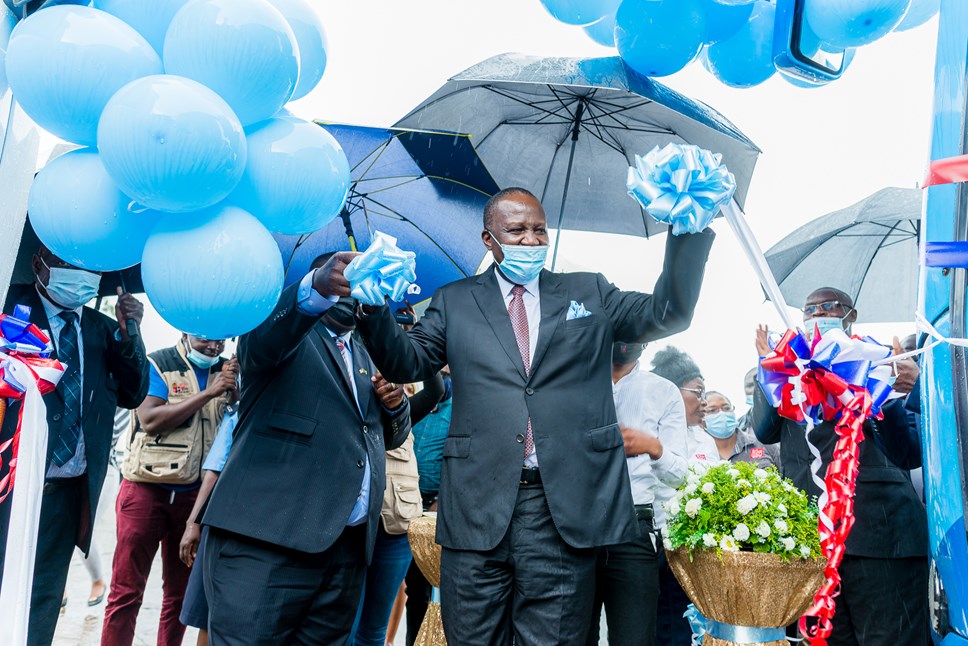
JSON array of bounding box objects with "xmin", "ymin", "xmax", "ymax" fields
[
  {"xmin": 404, "ymin": 559, "xmax": 431, "ymax": 646},
  {"xmin": 0, "ymin": 476, "xmax": 85, "ymax": 646},
  {"xmin": 655, "ymin": 550, "xmax": 692, "ymax": 646},
  {"xmin": 586, "ymin": 513, "xmax": 661, "ymax": 646},
  {"xmin": 826, "ymin": 555, "xmax": 928, "ymax": 646},
  {"xmin": 203, "ymin": 524, "xmax": 367, "ymax": 645},
  {"xmin": 349, "ymin": 527, "xmax": 413, "ymax": 645},
  {"xmin": 439, "ymin": 482, "xmax": 597, "ymax": 646},
  {"xmin": 101, "ymin": 479, "xmax": 198, "ymax": 646}
]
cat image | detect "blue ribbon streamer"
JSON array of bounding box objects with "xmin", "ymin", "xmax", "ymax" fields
[
  {"xmin": 706, "ymin": 620, "xmax": 786, "ymax": 643},
  {"xmin": 684, "ymin": 604, "xmax": 786, "ymax": 645},
  {"xmin": 924, "ymin": 241, "xmax": 968, "ymax": 268},
  {"xmin": 626, "ymin": 143, "xmax": 737, "ymax": 236},
  {"xmin": 342, "ymin": 231, "xmax": 417, "ymax": 306}
]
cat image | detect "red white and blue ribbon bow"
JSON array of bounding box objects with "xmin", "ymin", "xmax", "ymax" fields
[
  {"xmin": 758, "ymin": 327, "xmax": 893, "ymax": 426},
  {"xmin": 0, "ymin": 304, "xmax": 64, "ymax": 501},
  {"xmin": 626, "ymin": 143, "xmax": 736, "ymax": 236}
]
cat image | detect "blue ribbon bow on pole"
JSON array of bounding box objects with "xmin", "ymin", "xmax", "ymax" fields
[{"xmin": 627, "ymin": 143, "xmax": 737, "ymax": 236}]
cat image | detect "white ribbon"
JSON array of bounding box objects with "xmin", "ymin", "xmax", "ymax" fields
[{"xmin": 0, "ymin": 354, "xmax": 50, "ymax": 645}]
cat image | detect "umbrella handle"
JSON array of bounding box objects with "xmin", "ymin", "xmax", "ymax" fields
[
  {"xmin": 117, "ymin": 275, "xmax": 140, "ymax": 340},
  {"xmin": 340, "ymin": 208, "xmax": 359, "ymax": 252}
]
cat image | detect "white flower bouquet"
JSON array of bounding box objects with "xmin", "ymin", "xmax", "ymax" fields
[
  {"xmin": 662, "ymin": 462, "xmax": 826, "ymax": 646},
  {"xmin": 663, "ymin": 462, "xmax": 821, "ymax": 560}
]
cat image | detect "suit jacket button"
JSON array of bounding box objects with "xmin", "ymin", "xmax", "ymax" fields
[
  {"xmin": 52, "ymin": 413, "xmax": 62, "ymax": 422},
  {"xmin": 526, "ymin": 387, "xmax": 534, "ymax": 395},
  {"xmin": 362, "ymin": 425, "xmax": 368, "ymax": 434},
  {"xmin": 357, "ymin": 459, "xmax": 364, "ymax": 468},
  {"xmin": 516, "ymin": 434, "xmax": 525, "ymax": 443}
]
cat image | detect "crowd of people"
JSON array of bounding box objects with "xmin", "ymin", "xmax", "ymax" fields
[{"xmin": 0, "ymin": 186, "xmax": 929, "ymax": 646}]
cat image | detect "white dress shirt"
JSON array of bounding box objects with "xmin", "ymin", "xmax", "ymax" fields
[
  {"xmin": 612, "ymin": 363, "xmax": 688, "ymax": 506},
  {"xmin": 37, "ymin": 288, "xmax": 87, "ymax": 479},
  {"xmin": 493, "ymin": 269, "xmax": 541, "ymax": 468},
  {"xmin": 296, "ymin": 270, "xmax": 370, "ymax": 527}
]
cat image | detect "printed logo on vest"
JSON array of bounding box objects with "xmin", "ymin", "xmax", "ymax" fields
[
  {"xmin": 172, "ymin": 384, "xmax": 190, "ymax": 395},
  {"xmin": 695, "ymin": 454, "xmax": 706, "ymax": 461},
  {"xmin": 750, "ymin": 447, "xmax": 765, "ymax": 460}
]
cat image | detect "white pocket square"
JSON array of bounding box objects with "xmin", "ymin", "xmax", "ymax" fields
[{"xmin": 566, "ymin": 301, "xmax": 592, "ymax": 320}]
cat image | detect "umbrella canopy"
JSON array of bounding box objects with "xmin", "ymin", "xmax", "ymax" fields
[
  {"xmin": 394, "ymin": 53, "xmax": 761, "ymax": 265},
  {"xmin": 764, "ymin": 187, "xmax": 922, "ymax": 323},
  {"xmin": 275, "ymin": 123, "xmax": 500, "ymax": 306}
]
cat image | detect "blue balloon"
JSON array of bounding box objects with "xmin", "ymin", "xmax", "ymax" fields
[
  {"xmin": 0, "ymin": 3, "xmax": 15, "ymax": 97},
  {"xmin": 164, "ymin": 0, "xmax": 298, "ymax": 126},
  {"xmin": 28, "ymin": 149, "xmax": 164, "ymax": 271},
  {"xmin": 804, "ymin": 0, "xmax": 911, "ymax": 49},
  {"xmin": 92, "ymin": 0, "xmax": 190, "ymax": 56},
  {"xmin": 701, "ymin": 0, "xmax": 754, "ymax": 43},
  {"xmin": 265, "ymin": 0, "xmax": 327, "ymax": 100},
  {"xmin": 141, "ymin": 204, "xmax": 284, "ymax": 339},
  {"xmin": 615, "ymin": 0, "xmax": 706, "ymax": 77},
  {"xmin": 895, "ymin": 0, "xmax": 939, "ymax": 30},
  {"xmin": 539, "ymin": 0, "xmax": 622, "ymax": 25},
  {"xmin": 231, "ymin": 116, "xmax": 350, "ymax": 235},
  {"xmin": 582, "ymin": 12, "xmax": 616, "ymax": 47},
  {"xmin": 4, "ymin": 5, "xmax": 162, "ymax": 145},
  {"xmin": 704, "ymin": 0, "xmax": 776, "ymax": 88},
  {"xmin": 97, "ymin": 74, "xmax": 247, "ymax": 213}
]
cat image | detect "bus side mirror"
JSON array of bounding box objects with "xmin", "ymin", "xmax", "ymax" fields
[{"xmin": 773, "ymin": 0, "xmax": 848, "ymax": 85}]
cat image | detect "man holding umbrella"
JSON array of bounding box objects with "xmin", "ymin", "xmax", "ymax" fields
[{"xmin": 344, "ymin": 187, "xmax": 715, "ymax": 645}]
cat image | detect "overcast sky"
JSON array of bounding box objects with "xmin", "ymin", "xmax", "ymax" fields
[{"xmin": 136, "ymin": 1, "xmax": 939, "ymax": 407}]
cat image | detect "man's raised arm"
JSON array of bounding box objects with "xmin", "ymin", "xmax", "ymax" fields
[{"xmin": 357, "ymin": 290, "xmax": 448, "ymax": 385}]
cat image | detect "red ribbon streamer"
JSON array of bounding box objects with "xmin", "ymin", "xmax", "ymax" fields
[
  {"xmin": 798, "ymin": 391, "xmax": 872, "ymax": 645},
  {"xmin": 924, "ymin": 154, "xmax": 968, "ymax": 187}
]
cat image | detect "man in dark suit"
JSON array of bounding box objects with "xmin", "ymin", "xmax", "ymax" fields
[
  {"xmin": 201, "ymin": 252, "xmax": 412, "ymax": 645},
  {"xmin": 355, "ymin": 187, "xmax": 715, "ymax": 645},
  {"xmin": 752, "ymin": 287, "xmax": 928, "ymax": 646},
  {"xmin": 0, "ymin": 245, "xmax": 149, "ymax": 645}
]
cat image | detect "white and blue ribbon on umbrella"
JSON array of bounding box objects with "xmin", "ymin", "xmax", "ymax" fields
[
  {"xmin": 627, "ymin": 143, "xmax": 737, "ymax": 236},
  {"xmin": 342, "ymin": 231, "xmax": 417, "ymax": 306}
]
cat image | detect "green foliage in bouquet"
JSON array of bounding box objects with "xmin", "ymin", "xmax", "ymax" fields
[{"xmin": 662, "ymin": 461, "xmax": 822, "ymax": 560}]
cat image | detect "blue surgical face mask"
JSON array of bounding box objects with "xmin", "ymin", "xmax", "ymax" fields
[
  {"xmin": 42, "ymin": 261, "xmax": 101, "ymax": 310},
  {"xmin": 745, "ymin": 394, "xmax": 754, "ymax": 408},
  {"xmin": 704, "ymin": 411, "xmax": 739, "ymax": 439},
  {"xmin": 805, "ymin": 316, "xmax": 848, "ymax": 339},
  {"xmin": 187, "ymin": 348, "xmax": 220, "ymax": 369},
  {"xmin": 489, "ymin": 232, "xmax": 548, "ymax": 285}
]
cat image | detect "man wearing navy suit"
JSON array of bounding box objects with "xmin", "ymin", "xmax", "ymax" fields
[
  {"xmin": 201, "ymin": 252, "xmax": 412, "ymax": 645},
  {"xmin": 356, "ymin": 187, "xmax": 715, "ymax": 645},
  {"xmin": 0, "ymin": 245, "xmax": 149, "ymax": 645}
]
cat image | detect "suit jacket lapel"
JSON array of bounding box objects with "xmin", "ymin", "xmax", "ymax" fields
[
  {"xmin": 470, "ymin": 267, "xmax": 527, "ymax": 381},
  {"xmin": 313, "ymin": 324, "xmax": 363, "ymax": 418},
  {"xmin": 529, "ymin": 270, "xmax": 566, "ymax": 377}
]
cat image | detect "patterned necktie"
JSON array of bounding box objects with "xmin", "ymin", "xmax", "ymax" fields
[
  {"xmin": 52, "ymin": 311, "xmax": 81, "ymax": 467},
  {"xmin": 508, "ymin": 285, "xmax": 534, "ymax": 459}
]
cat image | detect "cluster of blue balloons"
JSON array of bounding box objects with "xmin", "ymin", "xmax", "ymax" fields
[
  {"xmin": 539, "ymin": 0, "xmax": 939, "ymax": 89},
  {"xmin": 5, "ymin": 0, "xmax": 349, "ymax": 338}
]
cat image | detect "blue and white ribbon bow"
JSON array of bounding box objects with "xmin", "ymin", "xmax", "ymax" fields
[
  {"xmin": 627, "ymin": 143, "xmax": 736, "ymax": 236},
  {"xmin": 343, "ymin": 231, "xmax": 417, "ymax": 306}
]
